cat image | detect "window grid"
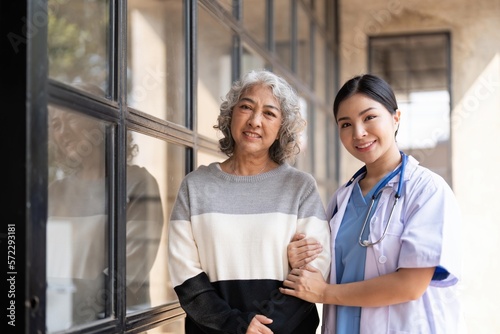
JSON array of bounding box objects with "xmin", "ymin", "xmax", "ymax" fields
[{"xmin": 38, "ymin": 0, "xmax": 338, "ymax": 332}]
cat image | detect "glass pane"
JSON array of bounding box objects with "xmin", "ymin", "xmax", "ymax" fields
[
  {"xmin": 127, "ymin": 0, "xmax": 186, "ymax": 125},
  {"xmin": 397, "ymin": 91, "xmax": 450, "ymax": 150},
  {"xmin": 126, "ymin": 132, "xmax": 186, "ymax": 310},
  {"xmin": 314, "ymin": 109, "xmax": 327, "ymax": 179},
  {"xmin": 327, "ymin": 114, "xmax": 337, "ymax": 180},
  {"xmin": 47, "ymin": 104, "xmax": 110, "ymax": 332},
  {"xmin": 197, "ymin": 150, "xmax": 225, "ymax": 168},
  {"xmin": 139, "ymin": 316, "xmax": 184, "ymax": 334},
  {"xmin": 397, "ymin": 91, "xmax": 451, "ymax": 183},
  {"xmin": 243, "ymin": 0, "xmax": 266, "ymax": 47},
  {"xmin": 197, "ymin": 5, "xmax": 233, "ymax": 140},
  {"xmin": 216, "ymin": 0, "xmax": 234, "ymax": 13},
  {"xmin": 297, "ymin": 5, "xmax": 311, "ymax": 86},
  {"xmin": 326, "ymin": 44, "xmax": 336, "ymax": 107},
  {"xmin": 242, "ymin": 44, "xmax": 267, "ymax": 76},
  {"xmin": 370, "ymin": 35, "xmax": 449, "ymax": 93},
  {"xmin": 314, "ymin": 30, "xmax": 326, "ymax": 103},
  {"xmin": 408, "ymin": 36, "xmax": 448, "ymax": 91},
  {"xmin": 48, "ymin": 0, "xmax": 110, "ymax": 96},
  {"xmin": 369, "ymin": 34, "xmax": 451, "ymax": 184},
  {"xmin": 274, "ymin": 0, "xmax": 291, "ymax": 69},
  {"xmin": 314, "ymin": 0, "xmax": 326, "ymax": 27}
]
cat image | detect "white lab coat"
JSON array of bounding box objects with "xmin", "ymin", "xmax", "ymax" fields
[{"xmin": 322, "ymin": 155, "xmax": 462, "ymax": 334}]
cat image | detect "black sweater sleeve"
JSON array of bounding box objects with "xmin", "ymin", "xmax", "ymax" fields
[{"xmin": 175, "ymin": 272, "xmax": 257, "ymax": 334}]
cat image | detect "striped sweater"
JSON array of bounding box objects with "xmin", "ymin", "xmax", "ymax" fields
[{"xmin": 168, "ymin": 162, "xmax": 331, "ymax": 334}]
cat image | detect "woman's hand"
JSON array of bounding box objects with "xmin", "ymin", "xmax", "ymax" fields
[
  {"xmin": 246, "ymin": 314, "xmax": 273, "ymax": 334},
  {"xmin": 287, "ymin": 233, "xmax": 323, "ymax": 269},
  {"xmin": 281, "ymin": 266, "xmax": 436, "ymax": 307},
  {"xmin": 279, "ymin": 265, "xmax": 327, "ymax": 304}
]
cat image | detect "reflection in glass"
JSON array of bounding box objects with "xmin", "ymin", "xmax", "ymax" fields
[
  {"xmin": 197, "ymin": 5, "xmax": 233, "ymax": 140},
  {"xmin": 47, "ymin": 105, "xmax": 109, "ymax": 332},
  {"xmin": 47, "ymin": 96, "xmax": 188, "ymax": 330},
  {"xmin": 48, "ymin": 0, "xmax": 110, "ymax": 95},
  {"xmin": 125, "ymin": 132, "xmax": 186, "ymax": 312},
  {"xmin": 127, "ymin": 0, "xmax": 185, "ymax": 124},
  {"xmin": 123, "ymin": 135, "xmax": 165, "ymax": 313}
]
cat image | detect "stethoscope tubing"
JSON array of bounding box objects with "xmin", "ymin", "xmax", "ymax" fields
[{"xmin": 352, "ymin": 152, "xmax": 408, "ymax": 247}]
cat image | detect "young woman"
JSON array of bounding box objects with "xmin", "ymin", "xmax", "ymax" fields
[
  {"xmin": 280, "ymin": 74, "xmax": 462, "ymax": 334},
  {"xmin": 168, "ymin": 70, "xmax": 331, "ymax": 334}
]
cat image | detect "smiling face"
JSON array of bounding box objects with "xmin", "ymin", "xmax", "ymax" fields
[
  {"xmin": 230, "ymin": 84, "xmax": 283, "ymax": 158},
  {"xmin": 49, "ymin": 107, "xmax": 105, "ymax": 172},
  {"xmin": 336, "ymin": 93, "xmax": 401, "ymax": 165}
]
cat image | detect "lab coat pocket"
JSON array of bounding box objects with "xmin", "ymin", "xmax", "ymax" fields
[
  {"xmin": 369, "ymin": 216, "xmax": 404, "ymax": 276},
  {"xmin": 369, "ymin": 213, "xmax": 404, "ymax": 241}
]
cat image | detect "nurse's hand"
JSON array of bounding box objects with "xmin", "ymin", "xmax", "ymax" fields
[
  {"xmin": 246, "ymin": 314, "xmax": 273, "ymax": 334},
  {"xmin": 287, "ymin": 233, "xmax": 323, "ymax": 269},
  {"xmin": 280, "ymin": 265, "xmax": 327, "ymax": 304}
]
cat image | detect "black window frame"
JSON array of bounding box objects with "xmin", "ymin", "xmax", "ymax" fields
[{"xmin": 12, "ymin": 0, "xmax": 339, "ymax": 332}]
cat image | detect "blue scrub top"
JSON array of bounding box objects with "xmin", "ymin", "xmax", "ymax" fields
[{"xmin": 334, "ymin": 177, "xmax": 383, "ymax": 334}]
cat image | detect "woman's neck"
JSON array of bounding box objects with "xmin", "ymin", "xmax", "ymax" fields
[
  {"xmin": 222, "ymin": 154, "xmax": 274, "ymax": 176},
  {"xmin": 360, "ymin": 149, "xmax": 402, "ymax": 195}
]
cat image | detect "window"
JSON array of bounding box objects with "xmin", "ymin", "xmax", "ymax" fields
[
  {"xmin": 36, "ymin": 0, "xmax": 339, "ymax": 332},
  {"xmin": 369, "ymin": 33, "xmax": 452, "ymax": 184},
  {"xmin": 48, "ymin": 0, "xmax": 111, "ymax": 96},
  {"xmin": 197, "ymin": 4, "xmax": 233, "ymax": 141},
  {"xmin": 47, "ymin": 104, "xmax": 111, "ymax": 332},
  {"xmin": 127, "ymin": 0, "xmax": 186, "ymax": 125}
]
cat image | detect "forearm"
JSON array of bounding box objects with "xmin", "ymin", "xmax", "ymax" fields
[
  {"xmin": 296, "ymin": 183, "xmax": 331, "ymax": 278},
  {"xmin": 323, "ymin": 267, "xmax": 435, "ymax": 307}
]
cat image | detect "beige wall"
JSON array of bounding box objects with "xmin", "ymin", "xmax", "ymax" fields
[{"xmin": 338, "ymin": 0, "xmax": 500, "ymax": 332}]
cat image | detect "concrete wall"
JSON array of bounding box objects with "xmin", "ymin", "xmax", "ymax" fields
[{"xmin": 338, "ymin": 0, "xmax": 500, "ymax": 332}]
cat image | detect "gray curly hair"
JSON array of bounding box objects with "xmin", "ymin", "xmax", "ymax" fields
[{"xmin": 214, "ymin": 70, "xmax": 306, "ymax": 164}]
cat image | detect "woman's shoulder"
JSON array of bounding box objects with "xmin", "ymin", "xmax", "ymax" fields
[
  {"xmin": 405, "ymin": 155, "xmax": 453, "ymax": 193},
  {"xmin": 183, "ymin": 162, "xmax": 218, "ymax": 180},
  {"xmin": 279, "ymin": 163, "xmax": 317, "ymax": 183}
]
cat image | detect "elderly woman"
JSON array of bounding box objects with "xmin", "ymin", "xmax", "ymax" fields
[{"xmin": 168, "ymin": 70, "xmax": 331, "ymax": 334}]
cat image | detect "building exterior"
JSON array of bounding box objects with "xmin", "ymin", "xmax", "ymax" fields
[{"xmin": 4, "ymin": 0, "xmax": 499, "ymax": 333}]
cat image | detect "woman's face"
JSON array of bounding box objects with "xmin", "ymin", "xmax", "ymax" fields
[
  {"xmin": 230, "ymin": 84, "xmax": 283, "ymax": 158},
  {"xmin": 336, "ymin": 93, "xmax": 400, "ymax": 165},
  {"xmin": 49, "ymin": 107, "xmax": 104, "ymax": 164}
]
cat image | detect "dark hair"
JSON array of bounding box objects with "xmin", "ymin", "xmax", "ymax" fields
[{"xmin": 333, "ymin": 74, "xmax": 398, "ymax": 120}]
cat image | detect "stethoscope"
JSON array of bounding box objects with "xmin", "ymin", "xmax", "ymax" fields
[{"xmin": 345, "ymin": 152, "xmax": 408, "ymax": 247}]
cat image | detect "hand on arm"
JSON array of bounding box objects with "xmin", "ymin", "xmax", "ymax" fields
[
  {"xmin": 280, "ymin": 265, "xmax": 435, "ymax": 307},
  {"xmin": 280, "ymin": 265, "xmax": 328, "ymax": 303},
  {"xmin": 287, "ymin": 233, "xmax": 323, "ymax": 269},
  {"xmin": 246, "ymin": 315, "xmax": 273, "ymax": 334}
]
